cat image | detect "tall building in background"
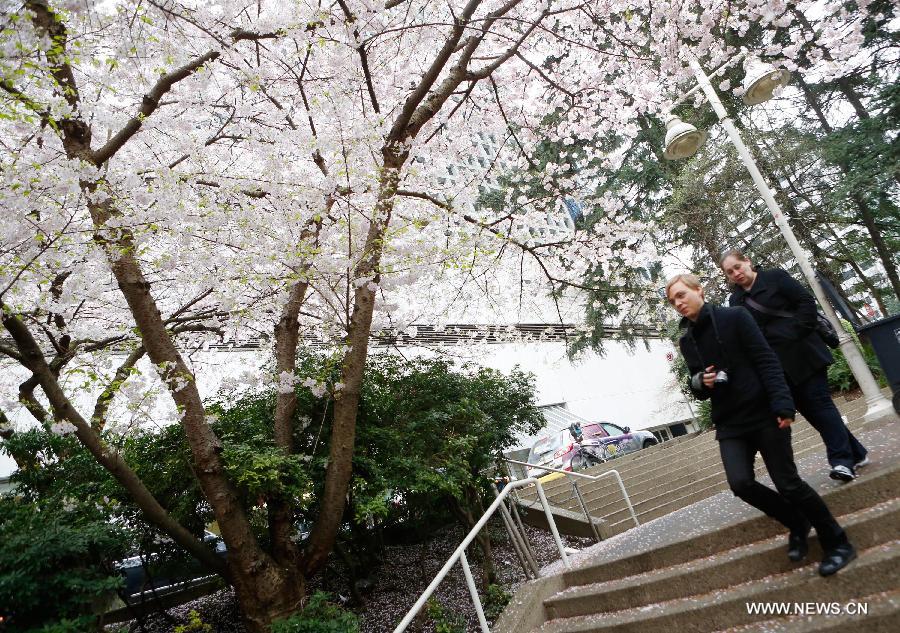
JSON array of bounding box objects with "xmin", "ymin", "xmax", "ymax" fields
[{"xmin": 430, "ymin": 131, "xmax": 579, "ymax": 243}]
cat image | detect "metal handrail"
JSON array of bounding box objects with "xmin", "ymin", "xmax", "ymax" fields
[
  {"xmin": 393, "ymin": 477, "xmax": 569, "ymax": 633},
  {"xmin": 503, "ymin": 458, "xmax": 640, "ymax": 529}
]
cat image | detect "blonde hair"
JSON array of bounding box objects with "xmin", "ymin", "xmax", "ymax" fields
[{"xmin": 665, "ymin": 273, "xmax": 702, "ymax": 299}]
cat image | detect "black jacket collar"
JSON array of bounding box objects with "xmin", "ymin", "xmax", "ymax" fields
[
  {"xmin": 735, "ymin": 267, "xmax": 769, "ymax": 298},
  {"xmin": 681, "ymin": 303, "xmax": 713, "ymax": 332}
]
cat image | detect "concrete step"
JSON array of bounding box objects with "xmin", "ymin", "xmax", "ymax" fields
[
  {"xmin": 534, "ymin": 391, "xmax": 875, "ymax": 497},
  {"xmin": 537, "ymin": 442, "xmax": 729, "ymax": 510},
  {"xmin": 492, "ymin": 419, "xmax": 900, "ymax": 633},
  {"xmin": 545, "ymin": 497, "xmax": 900, "ymax": 619},
  {"xmin": 518, "ymin": 397, "xmax": 892, "ymax": 540},
  {"xmin": 561, "ymin": 464, "xmax": 900, "ymax": 589},
  {"xmin": 535, "ymin": 540, "xmax": 900, "ymax": 632},
  {"xmin": 529, "ymin": 413, "xmax": 870, "ymax": 508},
  {"xmin": 580, "ymin": 427, "xmax": 830, "ymax": 516},
  {"xmin": 586, "ymin": 413, "xmax": 871, "ymax": 496},
  {"xmin": 604, "ymin": 448, "xmax": 893, "ymax": 537},
  {"xmin": 588, "ymin": 426, "xmax": 879, "ymax": 533},
  {"xmin": 523, "ymin": 434, "xmax": 720, "ymax": 499},
  {"xmin": 719, "ymin": 588, "xmax": 900, "ymax": 632}
]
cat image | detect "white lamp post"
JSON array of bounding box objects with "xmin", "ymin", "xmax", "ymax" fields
[{"xmin": 664, "ymin": 52, "xmax": 895, "ymax": 423}]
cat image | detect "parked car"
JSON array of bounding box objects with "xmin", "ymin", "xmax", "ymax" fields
[
  {"xmin": 115, "ymin": 522, "xmax": 313, "ymax": 602},
  {"xmin": 525, "ymin": 421, "xmax": 657, "ymax": 478},
  {"xmin": 116, "ymin": 530, "xmax": 226, "ymax": 600}
]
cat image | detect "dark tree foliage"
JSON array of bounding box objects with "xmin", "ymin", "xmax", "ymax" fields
[
  {"xmin": 0, "ymin": 466, "xmax": 129, "ymax": 632},
  {"xmin": 1, "ymin": 353, "xmax": 544, "ymax": 624}
]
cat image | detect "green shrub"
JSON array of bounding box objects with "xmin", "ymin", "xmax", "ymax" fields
[
  {"xmin": 424, "ymin": 598, "xmax": 465, "ymax": 633},
  {"xmin": 826, "ymin": 324, "xmax": 886, "ymax": 393},
  {"xmin": 483, "ymin": 583, "xmax": 512, "ymax": 620},
  {"xmin": 175, "ymin": 610, "xmax": 212, "ymax": 633},
  {"xmin": 0, "ymin": 495, "xmax": 128, "ymax": 632},
  {"xmin": 695, "ymin": 400, "xmax": 712, "ymax": 432},
  {"xmin": 270, "ymin": 592, "xmax": 358, "ymax": 633}
]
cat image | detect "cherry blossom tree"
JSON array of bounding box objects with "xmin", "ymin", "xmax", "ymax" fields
[{"xmin": 0, "ymin": 0, "xmax": 879, "ymax": 628}]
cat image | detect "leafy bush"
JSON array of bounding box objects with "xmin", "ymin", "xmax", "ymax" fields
[
  {"xmin": 270, "ymin": 592, "xmax": 358, "ymax": 633},
  {"xmin": 826, "ymin": 324, "xmax": 886, "ymax": 393},
  {"xmin": 694, "ymin": 400, "xmax": 712, "ymax": 431},
  {"xmin": 483, "ymin": 583, "xmax": 512, "ymax": 620},
  {"xmin": 424, "ymin": 598, "xmax": 465, "ymax": 633},
  {"xmin": 0, "ymin": 354, "xmax": 542, "ymax": 625},
  {"xmin": 0, "ymin": 495, "xmax": 128, "ymax": 632},
  {"xmin": 174, "ymin": 610, "xmax": 212, "ymax": 633}
]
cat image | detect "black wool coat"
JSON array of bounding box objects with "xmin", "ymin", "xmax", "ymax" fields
[
  {"xmin": 728, "ymin": 267, "xmax": 833, "ymax": 385},
  {"xmin": 679, "ymin": 304, "xmax": 795, "ymax": 440}
]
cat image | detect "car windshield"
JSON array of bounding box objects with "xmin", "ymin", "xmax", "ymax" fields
[
  {"xmin": 527, "ymin": 433, "xmax": 564, "ymax": 464},
  {"xmin": 602, "ymin": 423, "xmax": 626, "ymax": 436}
]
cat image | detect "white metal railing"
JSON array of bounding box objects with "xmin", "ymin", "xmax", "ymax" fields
[
  {"xmin": 393, "ymin": 477, "xmax": 569, "ymax": 633},
  {"xmin": 503, "ymin": 458, "xmax": 640, "ymax": 529}
]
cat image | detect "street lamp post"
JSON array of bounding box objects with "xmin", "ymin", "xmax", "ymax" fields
[{"xmin": 664, "ymin": 52, "xmax": 895, "ymax": 424}]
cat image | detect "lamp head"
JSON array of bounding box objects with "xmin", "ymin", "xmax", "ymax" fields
[
  {"xmin": 663, "ymin": 114, "xmax": 707, "ymax": 160},
  {"xmin": 742, "ymin": 58, "xmax": 791, "ymax": 105}
]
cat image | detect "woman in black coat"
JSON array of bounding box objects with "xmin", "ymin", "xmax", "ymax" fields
[
  {"xmin": 667, "ymin": 273, "xmax": 855, "ymax": 577},
  {"xmin": 720, "ymin": 250, "xmax": 868, "ymax": 482}
]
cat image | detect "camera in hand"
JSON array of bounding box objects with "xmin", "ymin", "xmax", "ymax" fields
[{"xmin": 714, "ymin": 369, "xmax": 729, "ymax": 385}]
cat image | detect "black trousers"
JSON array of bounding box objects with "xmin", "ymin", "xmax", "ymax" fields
[
  {"xmin": 719, "ymin": 423, "xmax": 848, "ymax": 551},
  {"xmin": 790, "ymin": 368, "xmax": 867, "ymax": 470}
]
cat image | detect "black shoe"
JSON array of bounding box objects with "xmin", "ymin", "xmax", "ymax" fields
[
  {"xmin": 819, "ymin": 543, "xmax": 856, "ymax": 576},
  {"xmin": 787, "ymin": 521, "xmax": 811, "ymax": 562},
  {"xmin": 788, "ymin": 533, "xmax": 809, "ymax": 562}
]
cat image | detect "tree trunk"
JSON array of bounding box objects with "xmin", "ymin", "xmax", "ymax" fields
[
  {"xmin": 301, "ymin": 153, "xmax": 404, "ymax": 576},
  {"xmin": 17, "ymin": 4, "xmax": 309, "ymax": 627},
  {"xmin": 469, "ymin": 487, "xmax": 498, "ymax": 592},
  {"xmin": 269, "ymin": 207, "xmax": 329, "ymax": 567},
  {"xmin": 451, "ymin": 487, "xmax": 497, "ymax": 593},
  {"xmin": 88, "ymin": 202, "xmax": 308, "ymax": 631}
]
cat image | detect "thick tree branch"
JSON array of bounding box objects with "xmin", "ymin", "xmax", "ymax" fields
[
  {"xmin": 0, "ymin": 306, "xmax": 227, "ymax": 575},
  {"xmin": 268, "ymin": 202, "xmax": 331, "ymax": 566},
  {"xmin": 93, "ymin": 50, "xmax": 221, "ymax": 165},
  {"xmin": 387, "ymin": 0, "xmax": 484, "ymax": 141},
  {"xmin": 19, "ymin": 374, "xmax": 50, "ymax": 425},
  {"xmin": 25, "ymin": 0, "xmax": 92, "ymax": 157},
  {"xmin": 403, "ymin": 0, "xmax": 527, "ymax": 140}
]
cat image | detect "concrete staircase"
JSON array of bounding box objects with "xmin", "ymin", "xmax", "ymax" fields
[
  {"xmin": 495, "ymin": 395, "xmax": 899, "ymax": 632},
  {"xmin": 516, "ymin": 393, "xmax": 881, "ymax": 537}
]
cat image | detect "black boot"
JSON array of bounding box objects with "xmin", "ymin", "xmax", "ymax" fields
[
  {"xmin": 787, "ymin": 519, "xmax": 811, "ymax": 562},
  {"xmin": 819, "ymin": 543, "xmax": 856, "ymax": 576}
]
